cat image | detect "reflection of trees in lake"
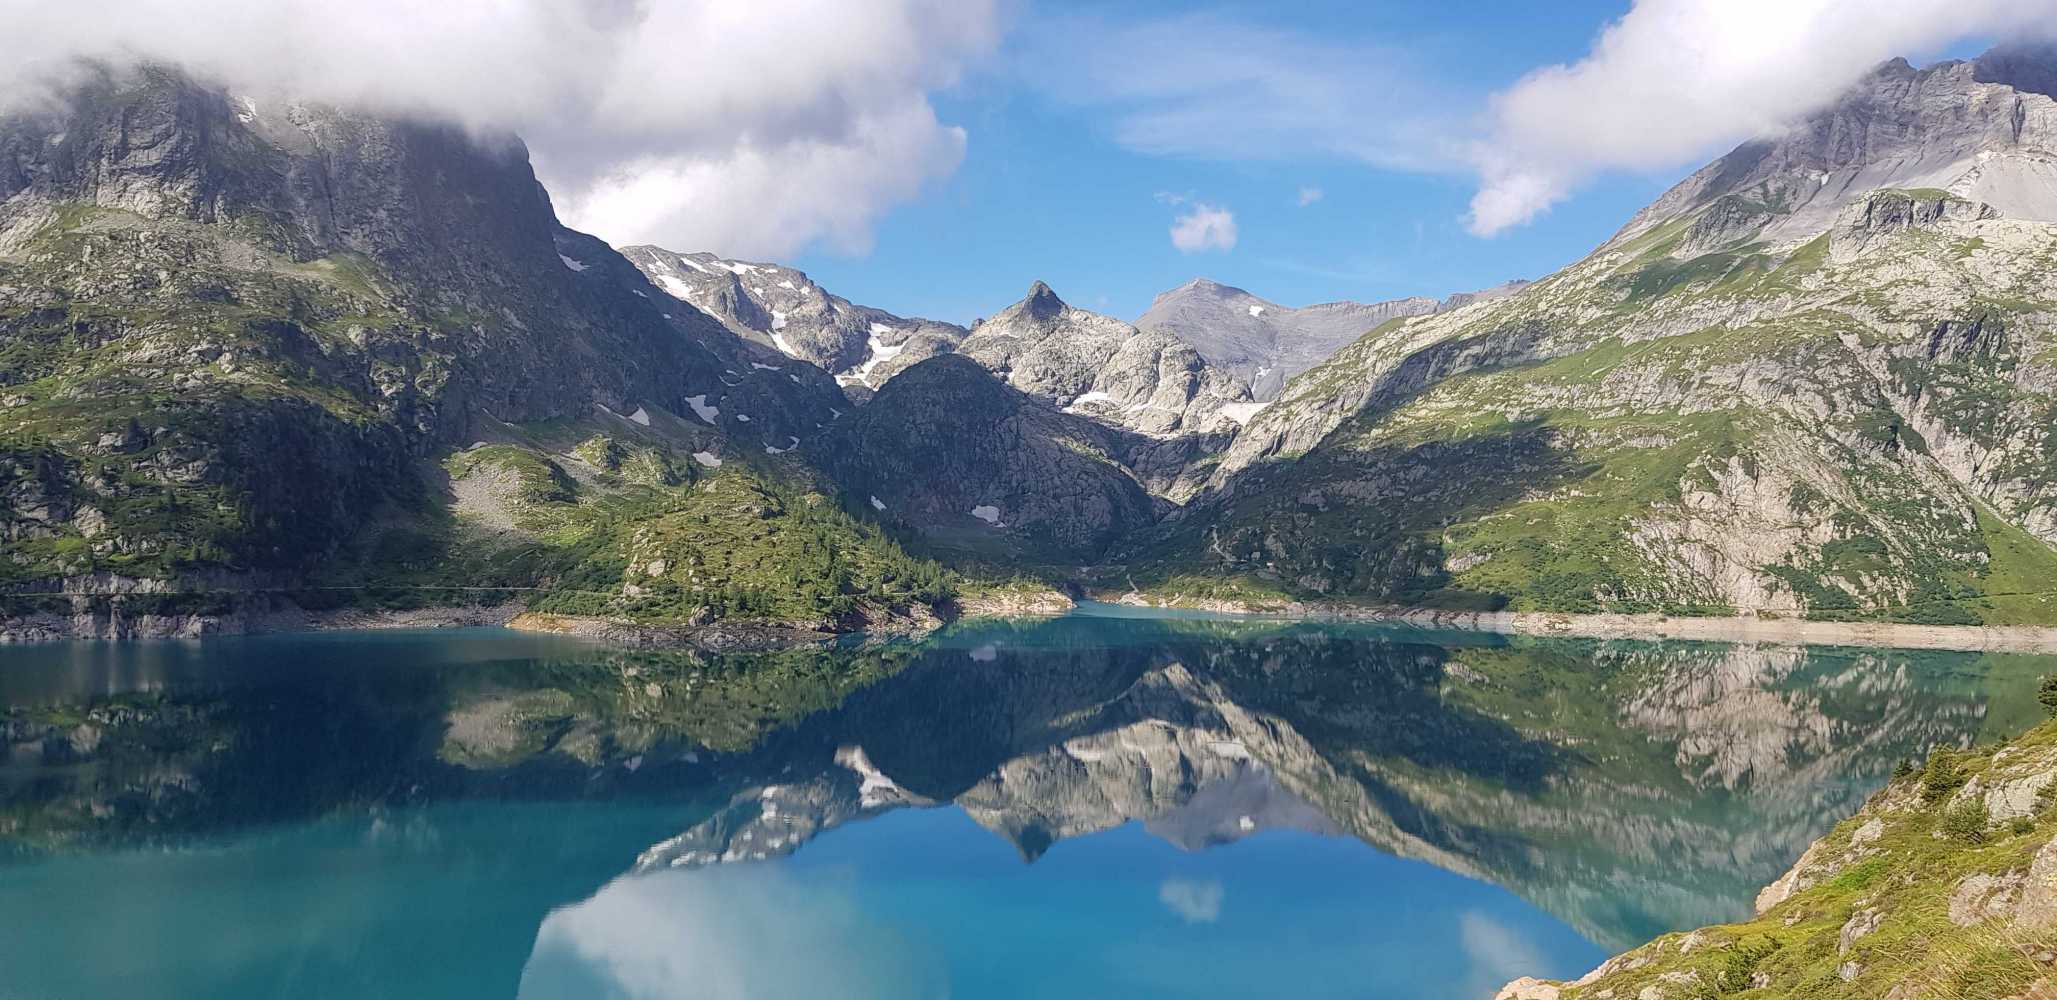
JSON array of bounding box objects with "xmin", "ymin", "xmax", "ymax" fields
[{"xmin": 2, "ymin": 619, "xmax": 2043, "ymax": 950}]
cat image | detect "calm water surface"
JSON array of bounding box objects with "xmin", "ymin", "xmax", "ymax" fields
[{"xmin": 3, "ymin": 610, "xmax": 2052, "ymax": 998}]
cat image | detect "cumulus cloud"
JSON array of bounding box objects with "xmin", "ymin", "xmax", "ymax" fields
[
  {"xmin": 1170, "ymin": 204, "xmax": 1238, "ymax": 253},
  {"xmin": 1468, "ymin": 0, "xmax": 2057, "ymax": 235},
  {"xmin": 0, "ymin": 0, "xmax": 1002, "ymax": 258},
  {"xmin": 1296, "ymin": 186, "xmax": 1324, "ymax": 207},
  {"xmin": 1157, "ymin": 877, "xmax": 1225, "ymax": 923}
]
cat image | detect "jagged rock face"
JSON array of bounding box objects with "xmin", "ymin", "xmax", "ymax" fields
[
  {"xmin": 1617, "ymin": 46, "xmax": 2057, "ymax": 250},
  {"xmin": 619, "ymin": 255, "xmax": 1264, "ymax": 442},
  {"xmin": 818, "ymin": 355, "xmax": 1162, "ymax": 560},
  {"xmin": 618, "ymin": 256, "xmax": 1251, "ymax": 498},
  {"xmin": 1136, "ymin": 278, "xmax": 1529, "ymax": 401},
  {"xmin": 956, "ymin": 281, "xmax": 1256, "ymax": 438},
  {"xmin": 620, "ymin": 246, "xmax": 966, "ymax": 388},
  {"xmin": 0, "ymin": 66, "xmax": 842, "ymax": 582},
  {"xmin": 1145, "ymin": 46, "xmax": 2057, "ymax": 622}
]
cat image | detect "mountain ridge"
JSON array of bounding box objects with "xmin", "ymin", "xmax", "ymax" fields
[
  {"xmin": 6, "ymin": 48, "xmax": 2057, "ymax": 638},
  {"xmin": 1119, "ymin": 45, "xmax": 2057, "ymax": 626},
  {"xmin": 1137, "ymin": 276, "xmax": 1531, "ymax": 400},
  {"xmin": 0, "ymin": 64, "xmax": 955, "ymax": 637}
]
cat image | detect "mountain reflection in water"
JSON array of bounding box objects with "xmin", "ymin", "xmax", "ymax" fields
[{"xmin": 1, "ymin": 613, "xmax": 2049, "ymax": 999}]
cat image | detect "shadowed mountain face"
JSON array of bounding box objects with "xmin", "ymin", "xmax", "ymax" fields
[
  {"xmin": 5, "ymin": 617, "xmax": 2045, "ymax": 954},
  {"xmin": 0, "ymin": 65, "xmax": 845, "ymax": 597},
  {"xmin": 817, "ymin": 355, "xmax": 1164, "ymax": 561}
]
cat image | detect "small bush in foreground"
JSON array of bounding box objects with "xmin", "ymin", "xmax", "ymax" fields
[{"xmin": 1941, "ymin": 800, "xmax": 1990, "ymax": 843}]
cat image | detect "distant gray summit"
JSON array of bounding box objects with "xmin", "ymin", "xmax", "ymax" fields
[
  {"xmin": 1135, "ymin": 278, "xmax": 1521, "ymax": 401},
  {"xmin": 621, "ymin": 251, "xmax": 1255, "ymax": 443},
  {"xmin": 956, "ymin": 280, "xmax": 1255, "ymax": 438}
]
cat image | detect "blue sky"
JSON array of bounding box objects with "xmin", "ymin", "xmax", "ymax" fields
[
  {"xmin": 759, "ymin": 0, "xmax": 2019, "ymax": 327},
  {"xmin": 786, "ymin": 1, "xmax": 1664, "ymax": 324}
]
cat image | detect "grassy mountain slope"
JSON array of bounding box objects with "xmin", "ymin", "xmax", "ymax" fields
[
  {"xmin": 0, "ymin": 66, "xmax": 958, "ymax": 632},
  {"xmin": 1120, "ymin": 53, "xmax": 2057, "ymax": 624},
  {"xmin": 1501, "ymin": 719, "xmax": 2057, "ymax": 999},
  {"xmin": 1125, "ymin": 186, "xmax": 2057, "ymax": 624}
]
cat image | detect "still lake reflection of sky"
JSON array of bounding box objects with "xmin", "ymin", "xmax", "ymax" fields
[
  {"xmin": 523, "ymin": 808, "xmax": 1603, "ymax": 999},
  {"xmin": 3, "ymin": 616, "xmax": 2050, "ymax": 998}
]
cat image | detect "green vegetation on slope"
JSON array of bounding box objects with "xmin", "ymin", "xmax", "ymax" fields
[
  {"xmin": 321, "ymin": 435, "xmax": 955, "ymax": 627},
  {"xmin": 1127, "ymin": 200, "xmax": 2057, "ymax": 624},
  {"xmin": 1515, "ymin": 719, "xmax": 2057, "ymax": 999}
]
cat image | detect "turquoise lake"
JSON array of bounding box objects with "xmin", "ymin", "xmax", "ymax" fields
[{"xmin": 3, "ymin": 611, "xmax": 2052, "ymax": 998}]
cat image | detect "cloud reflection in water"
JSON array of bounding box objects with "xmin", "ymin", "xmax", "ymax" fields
[{"xmin": 520, "ymin": 866, "xmax": 945, "ymax": 1000}]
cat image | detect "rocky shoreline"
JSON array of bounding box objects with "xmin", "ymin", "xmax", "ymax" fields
[
  {"xmin": 0, "ymin": 585, "xmax": 1079, "ymax": 649},
  {"xmin": 501, "ymin": 588, "xmax": 1078, "ymax": 651},
  {"xmin": 1101, "ymin": 592, "xmax": 2057, "ymax": 653},
  {"xmin": 0, "ymin": 600, "xmax": 531, "ymax": 643},
  {"xmin": 505, "ymin": 611, "xmax": 845, "ymax": 652}
]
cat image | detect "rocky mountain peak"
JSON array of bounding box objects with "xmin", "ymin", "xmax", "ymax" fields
[
  {"xmin": 1973, "ymin": 42, "xmax": 2057, "ymax": 98},
  {"xmin": 620, "ymin": 244, "xmax": 968, "ymax": 380},
  {"xmin": 1136, "ymin": 279, "xmax": 1452, "ymax": 401},
  {"xmin": 1164, "ymin": 277, "xmax": 1241, "ymax": 300},
  {"xmin": 1022, "ymin": 280, "xmax": 1067, "ymax": 321},
  {"xmin": 1616, "ymin": 44, "xmax": 2057, "ymax": 249}
]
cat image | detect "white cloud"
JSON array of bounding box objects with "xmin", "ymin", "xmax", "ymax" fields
[
  {"xmin": 1157, "ymin": 877, "xmax": 1225, "ymax": 923},
  {"xmin": 1170, "ymin": 204, "xmax": 1238, "ymax": 254},
  {"xmin": 1296, "ymin": 186, "xmax": 1324, "ymax": 207},
  {"xmin": 1468, "ymin": 0, "xmax": 2057, "ymax": 235},
  {"xmin": 1456, "ymin": 911, "xmax": 1551, "ymax": 999},
  {"xmin": 0, "ymin": 0, "xmax": 1003, "ymax": 259},
  {"xmin": 520, "ymin": 867, "xmax": 943, "ymax": 999},
  {"xmin": 560, "ymin": 101, "xmax": 964, "ymax": 257},
  {"xmin": 1017, "ymin": 4, "xmax": 2057, "ymax": 242}
]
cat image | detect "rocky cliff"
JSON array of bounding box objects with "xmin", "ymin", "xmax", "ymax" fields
[
  {"xmin": 955, "ymin": 281, "xmax": 1256, "ymax": 439},
  {"xmin": 620, "ymin": 251, "xmax": 1260, "ymax": 444},
  {"xmin": 619, "ymin": 246, "xmax": 967, "ymax": 390}
]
